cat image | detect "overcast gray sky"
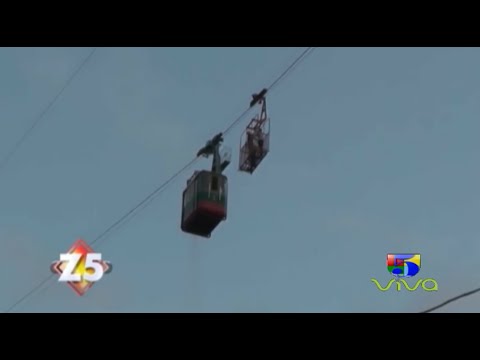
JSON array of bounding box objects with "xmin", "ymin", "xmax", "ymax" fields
[{"xmin": 1, "ymin": 47, "xmax": 479, "ymax": 312}]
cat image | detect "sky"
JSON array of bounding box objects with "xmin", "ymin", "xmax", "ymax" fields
[{"xmin": 1, "ymin": 47, "xmax": 480, "ymax": 313}]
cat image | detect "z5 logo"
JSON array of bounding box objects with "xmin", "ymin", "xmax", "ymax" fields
[
  {"xmin": 58, "ymin": 253, "xmax": 105, "ymax": 282},
  {"xmin": 51, "ymin": 239, "xmax": 112, "ymax": 296}
]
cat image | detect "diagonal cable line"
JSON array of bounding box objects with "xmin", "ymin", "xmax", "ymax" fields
[
  {"xmin": 420, "ymin": 286, "xmax": 480, "ymax": 313},
  {"xmin": 267, "ymin": 47, "xmax": 315, "ymax": 92},
  {"xmin": 0, "ymin": 48, "xmax": 97, "ymax": 174},
  {"xmin": 3, "ymin": 275, "xmax": 55, "ymax": 313}
]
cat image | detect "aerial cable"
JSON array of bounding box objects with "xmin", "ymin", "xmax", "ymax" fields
[
  {"xmin": 0, "ymin": 48, "xmax": 97, "ymax": 174},
  {"xmin": 3, "ymin": 47, "xmax": 316, "ymax": 313},
  {"xmin": 420, "ymin": 286, "xmax": 480, "ymax": 313}
]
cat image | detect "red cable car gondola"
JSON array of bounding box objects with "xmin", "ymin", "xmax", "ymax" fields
[{"xmin": 181, "ymin": 133, "xmax": 231, "ymax": 238}]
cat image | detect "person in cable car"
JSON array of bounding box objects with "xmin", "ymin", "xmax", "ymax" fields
[
  {"xmin": 246, "ymin": 127, "xmax": 264, "ymax": 171},
  {"xmin": 256, "ymin": 127, "xmax": 264, "ymax": 152}
]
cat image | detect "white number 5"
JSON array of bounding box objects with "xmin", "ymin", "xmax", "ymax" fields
[{"xmin": 58, "ymin": 253, "xmax": 105, "ymax": 283}]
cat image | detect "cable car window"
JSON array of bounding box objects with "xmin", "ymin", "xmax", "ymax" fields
[
  {"xmin": 223, "ymin": 178, "xmax": 228, "ymax": 200},
  {"xmin": 197, "ymin": 172, "xmax": 206, "ymax": 192},
  {"xmin": 211, "ymin": 175, "xmax": 218, "ymax": 192},
  {"xmin": 184, "ymin": 185, "xmax": 192, "ymax": 205}
]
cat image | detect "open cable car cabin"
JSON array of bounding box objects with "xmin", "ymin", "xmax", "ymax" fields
[{"xmin": 239, "ymin": 90, "xmax": 270, "ymax": 174}]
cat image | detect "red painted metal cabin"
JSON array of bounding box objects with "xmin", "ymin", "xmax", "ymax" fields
[{"xmin": 181, "ymin": 170, "xmax": 228, "ymax": 238}]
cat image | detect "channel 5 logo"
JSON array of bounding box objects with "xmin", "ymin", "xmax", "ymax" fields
[
  {"xmin": 50, "ymin": 239, "xmax": 112, "ymax": 296},
  {"xmin": 371, "ymin": 253, "xmax": 438, "ymax": 292},
  {"xmin": 387, "ymin": 253, "xmax": 421, "ymax": 278}
]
